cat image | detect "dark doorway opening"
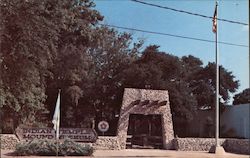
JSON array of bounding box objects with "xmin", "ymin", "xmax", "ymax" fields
[{"xmin": 126, "ymin": 114, "xmax": 163, "ymax": 149}]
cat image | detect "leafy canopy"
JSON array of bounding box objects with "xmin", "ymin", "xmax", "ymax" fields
[{"xmin": 233, "ymin": 88, "xmax": 250, "ymax": 105}]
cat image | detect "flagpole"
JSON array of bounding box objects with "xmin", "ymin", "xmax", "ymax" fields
[
  {"xmin": 210, "ymin": 1, "xmax": 224, "ymax": 154},
  {"xmin": 56, "ymin": 134, "xmax": 58, "ymax": 157},
  {"xmin": 57, "ymin": 89, "xmax": 60, "ymax": 157},
  {"xmin": 215, "ymin": 1, "xmax": 219, "ymax": 147}
]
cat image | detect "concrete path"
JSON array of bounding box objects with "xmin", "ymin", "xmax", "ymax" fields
[
  {"xmin": 94, "ymin": 149, "xmax": 249, "ymax": 158},
  {"xmin": 1, "ymin": 149, "xmax": 249, "ymax": 158}
]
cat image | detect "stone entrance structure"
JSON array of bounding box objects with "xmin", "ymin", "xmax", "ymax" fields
[{"xmin": 117, "ymin": 88, "xmax": 174, "ymax": 149}]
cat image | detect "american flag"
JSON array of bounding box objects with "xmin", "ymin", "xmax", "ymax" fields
[{"xmin": 212, "ymin": 3, "xmax": 217, "ymax": 33}]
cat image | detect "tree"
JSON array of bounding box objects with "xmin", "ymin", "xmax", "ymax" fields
[
  {"xmin": 44, "ymin": 0, "xmax": 103, "ymax": 128},
  {"xmin": 191, "ymin": 62, "xmax": 239, "ymax": 110},
  {"xmin": 83, "ymin": 26, "xmax": 143, "ymax": 121},
  {"xmin": 45, "ymin": 8, "xmax": 142, "ymax": 128},
  {"xmin": 0, "ymin": 0, "xmax": 103, "ymax": 130},
  {"xmin": 0, "ymin": 0, "xmax": 63, "ymax": 129},
  {"xmin": 120, "ymin": 45, "xmax": 197, "ymax": 122},
  {"xmin": 233, "ymin": 88, "xmax": 250, "ymax": 105},
  {"xmin": 181, "ymin": 55, "xmax": 203, "ymax": 81}
]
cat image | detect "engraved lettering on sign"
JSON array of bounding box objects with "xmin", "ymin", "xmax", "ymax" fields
[{"xmin": 16, "ymin": 127, "xmax": 97, "ymax": 142}]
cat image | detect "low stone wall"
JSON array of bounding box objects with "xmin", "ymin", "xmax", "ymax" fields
[
  {"xmin": 1, "ymin": 135, "xmax": 121, "ymax": 150},
  {"xmin": 1, "ymin": 134, "xmax": 248, "ymax": 154},
  {"xmin": 174, "ymin": 138, "xmax": 250, "ymax": 155},
  {"xmin": 93, "ymin": 136, "xmax": 121, "ymax": 150},
  {"xmin": 173, "ymin": 138, "xmax": 226, "ymax": 151},
  {"xmin": 1, "ymin": 134, "xmax": 19, "ymax": 150},
  {"xmin": 224, "ymin": 138, "xmax": 250, "ymax": 155}
]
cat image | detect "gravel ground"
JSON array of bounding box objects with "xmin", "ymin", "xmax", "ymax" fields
[{"xmin": 1, "ymin": 149, "xmax": 249, "ymax": 158}]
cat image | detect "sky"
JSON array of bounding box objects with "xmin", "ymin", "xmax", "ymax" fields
[{"xmin": 94, "ymin": 0, "xmax": 249, "ymax": 103}]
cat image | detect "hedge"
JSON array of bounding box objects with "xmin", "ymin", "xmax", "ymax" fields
[{"xmin": 14, "ymin": 139, "xmax": 93, "ymax": 156}]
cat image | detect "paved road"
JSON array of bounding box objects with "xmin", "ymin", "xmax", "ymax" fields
[{"xmin": 1, "ymin": 149, "xmax": 249, "ymax": 158}]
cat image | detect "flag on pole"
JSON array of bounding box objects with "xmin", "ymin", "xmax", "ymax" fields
[
  {"xmin": 52, "ymin": 90, "xmax": 60, "ymax": 140},
  {"xmin": 212, "ymin": 2, "xmax": 217, "ymax": 33}
]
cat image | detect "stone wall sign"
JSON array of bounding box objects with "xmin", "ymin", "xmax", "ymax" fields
[{"xmin": 16, "ymin": 127, "xmax": 97, "ymax": 142}]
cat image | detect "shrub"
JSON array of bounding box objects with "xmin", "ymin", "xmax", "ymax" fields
[{"xmin": 15, "ymin": 139, "xmax": 93, "ymax": 156}]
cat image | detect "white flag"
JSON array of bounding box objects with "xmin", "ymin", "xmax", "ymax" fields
[{"xmin": 52, "ymin": 90, "xmax": 60, "ymax": 140}]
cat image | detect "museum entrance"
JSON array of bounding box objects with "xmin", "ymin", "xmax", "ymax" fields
[{"xmin": 126, "ymin": 114, "xmax": 163, "ymax": 149}]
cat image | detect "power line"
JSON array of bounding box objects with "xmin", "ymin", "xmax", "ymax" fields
[
  {"xmin": 98, "ymin": 23, "xmax": 248, "ymax": 48},
  {"xmin": 131, "ymin": 0, "xmax": 248, "ymax": 26}
]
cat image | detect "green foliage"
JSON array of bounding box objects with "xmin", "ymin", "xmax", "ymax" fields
[
  {"xmin": 0, "ymin": 0, "xmax": 60, "ymax": 128},
  {"xmin": 189, "ymin": 62, "xmax": 239, "ymax": 110},
  {"xmin": 120, "ymin": 45, "xmax": 198, "ymax": 121},
  {"xmin": 86, "ymin": 26, "xmax": 143, "ymax": 113},
  {"xmin": 233, "ymin": 88, "xmax": 250, "ymax": 105},
  {"xmin": 0, "ymin": 0, "xmax": 103, "ymax": 129},
  {"xmin": 43, "ymin": 0, "xmax": 105, "ymax": 128},
  {"xmin": 15, "ymin": 139, "xmax": 56, "ymax": 156},
  {"xmin": 48, "ymin": 25, "xmax": 143, "ymax": 127},
  {"xmin": 15, "ymin": 139, "xmax": 93, "ymax": 156}
]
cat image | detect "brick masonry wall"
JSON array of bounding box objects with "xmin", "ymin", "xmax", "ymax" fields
[{"xmin": 173, "ymin": 138, "xmax": 250, "ymax": 155}]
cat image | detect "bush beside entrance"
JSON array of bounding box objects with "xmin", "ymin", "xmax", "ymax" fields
[{"xmin": 14, "ymin": 139, "xmax": 93, "ymax": 156}]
